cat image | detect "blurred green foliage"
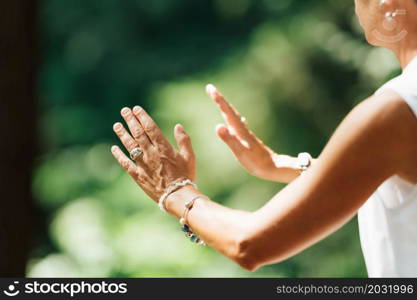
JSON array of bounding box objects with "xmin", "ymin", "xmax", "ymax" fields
[{"xmin": 30, "ymin": 0, "xmax": 401, "ymax": 277}]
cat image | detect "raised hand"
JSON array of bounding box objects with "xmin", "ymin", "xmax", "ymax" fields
[
  {"xmin": 111, "ymin": 106, "xmax": 196, "ymax": 202},
  {"xmin": 206, "ymin": 84, "xmax": 300, "ymax": 183}
]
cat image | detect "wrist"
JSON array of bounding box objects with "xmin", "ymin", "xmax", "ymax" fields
[
  {"xmin": 272, "ymin": 153, "xmax": 298, "ymax": 169},
  {"xmin": 158, "ymin": 179, "xmax": 196, "ymax": 213},
  {"xmin": 165, "ymin": 185, "xmax": 204, "ymax": 218},
  {"xmin": 267, "ymin": 153, "xmax": 312, "ymax": 183}
]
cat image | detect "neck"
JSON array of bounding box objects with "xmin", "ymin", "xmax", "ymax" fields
[
  {"xmin": 392, "ymin": 38, "xmax": 417, "ymax": 69},
  {"xmin": 398, "ymin": 48, "xmax": 417, "ymax": 69}
]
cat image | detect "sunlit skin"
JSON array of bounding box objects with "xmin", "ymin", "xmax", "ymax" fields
[
  {"xmin": 112, "ymin": 0, "xmax": 417, "ymax": 271},
  {"xmin": 355, "ymin": 0, "xmax": 417, "ymax": 67}
]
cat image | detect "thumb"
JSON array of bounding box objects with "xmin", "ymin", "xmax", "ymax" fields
[{"xmin": 174, "ymin": 124, "xmax": 195, "ymax": 164}]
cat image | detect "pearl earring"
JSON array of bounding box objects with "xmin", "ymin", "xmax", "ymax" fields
[{"xmin": 383, "ymin": 11, "xmax": 397, "ymax": 31}]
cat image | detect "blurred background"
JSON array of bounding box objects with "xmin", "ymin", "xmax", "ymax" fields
[{"xmin": 0, "ymin": 0, "xmax": 402, "ymax": 277}]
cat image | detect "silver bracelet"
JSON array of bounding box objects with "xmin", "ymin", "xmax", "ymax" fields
[
  {"xmin": 158, "ymin": 179, "xmax": 197, "ymax": 213},
  {"xmin": 296, "ymin": 152, "xmax": 312, "ymax": 173},
  {"xmin": 180, "ymin": 195, "xmax": 207, "ymax": 246}
]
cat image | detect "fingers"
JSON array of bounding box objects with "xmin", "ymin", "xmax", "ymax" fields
[
  {"xmin": 206, "ymin": 84, "xmax": 253, "ymax": 142},
  {"xmin": 113, "ymin": 121, "xmax": 150, "ymax": 167},
  {"xmin": 113, "ymin": 122, "xmax": 139, "ymax": 152},
  {"xmin": 111, "ymin": 145, "xmax": 137, "ymax": 178},
  {"xmin": 133, "ymin": 106, "xmax": 174, "ymax": 155},
  {"xmin": 174, "ymin": 124, "xmax": 195, "ymax": 163},
  {"xmin": 216, "ymin": 124, "xmax": 248, "ymax": 156},
  {"xmin": 112, "ymin": 145, "xmax": 160, "ymax": 202},
  {"xmin": 121, "ymin": 107, "xmax": 152, "ymax": 150}
]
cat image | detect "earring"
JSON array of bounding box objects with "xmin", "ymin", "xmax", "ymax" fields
[{"xmin": 383, "ymin": 11, "xmax": 397, "ymax": 31}]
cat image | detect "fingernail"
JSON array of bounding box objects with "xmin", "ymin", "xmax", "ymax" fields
[
  {"xmin": 175, "ymin": 124, "xmax": 185, "ymax": 134},
  {"xmin": 111, "ymin": 145, "xmax": 118, "ymax": 152},
  {"xmin": 121, "ymin": 107, "xmax": 130, "ymax": 115},
  {"xmin": 206, "ymin": 84, "xmax": 216, "ymax": 95},
  {"xmin": 215, "ymin": 124, "xmax": 227, "ymax": 134},
  {"xmin": 133, "ymin": 106, "xmax": 142, "ymax": 114},
  {"xmin": 113, "ymin": 123, "xmax": 122, "ymax": 130}
]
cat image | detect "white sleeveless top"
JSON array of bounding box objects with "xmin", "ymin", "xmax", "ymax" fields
[{"xmin": 358, "ymin": 56, "xmax": 417, "ymax": 277}]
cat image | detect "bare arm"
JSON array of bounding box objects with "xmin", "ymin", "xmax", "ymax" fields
[
  {"xmin": 163, "ymin": 91, "xmax": 413, "ymax": 271},
  {"xmin": 111, "ymin": 90, "xmax": 414, "ymax": 272}
]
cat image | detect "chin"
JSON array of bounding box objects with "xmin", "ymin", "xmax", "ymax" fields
[{"xmin": 364, "ymin": 31, "xmax": 380, "ymax": 47}]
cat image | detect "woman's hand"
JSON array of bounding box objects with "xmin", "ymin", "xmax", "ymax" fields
[
  {"xmin": 111, "ymin": 106, "xmax": 196, "ymax": 202},
  {"xmin": 206, "ymin": 84, "xmax": 300, "ymax": 183}
]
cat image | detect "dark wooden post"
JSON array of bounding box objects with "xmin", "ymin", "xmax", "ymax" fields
[{"xmin": 0, "ymin": 0, "xmax": 38, "ymax": 276}]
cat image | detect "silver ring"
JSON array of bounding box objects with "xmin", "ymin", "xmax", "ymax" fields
[
  {"xmin": 130, "ymin": 147, "xmax": 143, "ymax": 160},
  {"xmin": 240, "ymin": 116, "xmax": 248, "ymax": 125}
]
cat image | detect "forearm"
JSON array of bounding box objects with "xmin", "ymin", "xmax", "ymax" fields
[
  {"xmin": 112, "ymin": 91, "xmax": 403, "ymax": 275},
  {"xmin": 165, "ymin": 185, "xmax": 257, "ymax": 270},
  {"xmin": 163, "ymin": 161, "xmax": 377, "ymax": 274},
  {"xmin": 164, "ymin": 156, "xmax": 318, "ymax": 271}
]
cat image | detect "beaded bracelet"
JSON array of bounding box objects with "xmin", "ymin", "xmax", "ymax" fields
[
  {"xmin": 179, "ymin": 195, "xmax": 207, "ymax": 246},
  {"xmin": 158, "ymin": 179, "xmax": 197, "ymax": 213}
]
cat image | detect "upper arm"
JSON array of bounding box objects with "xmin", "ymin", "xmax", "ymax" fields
[{"xmin": 243, "ymin": 92, "xmax": 412, "ymax": 269}]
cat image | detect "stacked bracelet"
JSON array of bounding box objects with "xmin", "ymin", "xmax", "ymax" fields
[
  {"xmin": 157, "ymin": 179, "xmax": 206, "ymax": 246},
  {"xmin": 158, "ymin": 179, "xmax": 197, "ymax": 212},
  {"xmin": 179, "ymin": 195, "xmax": 207, "ymax": 246}
]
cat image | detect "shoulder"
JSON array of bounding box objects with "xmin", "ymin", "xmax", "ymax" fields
[
  {"xmin": 371, "ymin": 90, "xmax": 417, "ymax": 181},
  {"xmin": 322, "ymin": 91, "xmax": 417, "ymax": 178},
  {"xmin": 378, "ymin": 67, "xmax": 417, "ymax": 117},
  {"xmin": 354, "ymin": 89, "xmax": 415, "ymax": 126},
  {"xmin": 334, "ymin": 91, "xmax": 409, "ymax": 143},
  {"xmin": 362, "ymin": 89, "xmax": 417, "ymax": 136},
  {"xmin": 355, "ymin": 90, "xmax": 415, "ymax": 145}
]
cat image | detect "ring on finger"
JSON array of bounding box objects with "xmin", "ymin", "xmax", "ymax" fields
[
  {"xmin": 130, "ymin": 147, "xmax": 143, "ymax": 160},
  {"xmin": 240, "ymin": 116, "xmax": 248, "ymax": 125}
]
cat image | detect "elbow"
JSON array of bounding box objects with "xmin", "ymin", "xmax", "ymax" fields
[
  {"xmin": 232, "ymin": 235, "xmax": 261, "ymax": 272},
  {"xmin": 236, "ymin": 258, "xmax": 260, "ymax": 272}
]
